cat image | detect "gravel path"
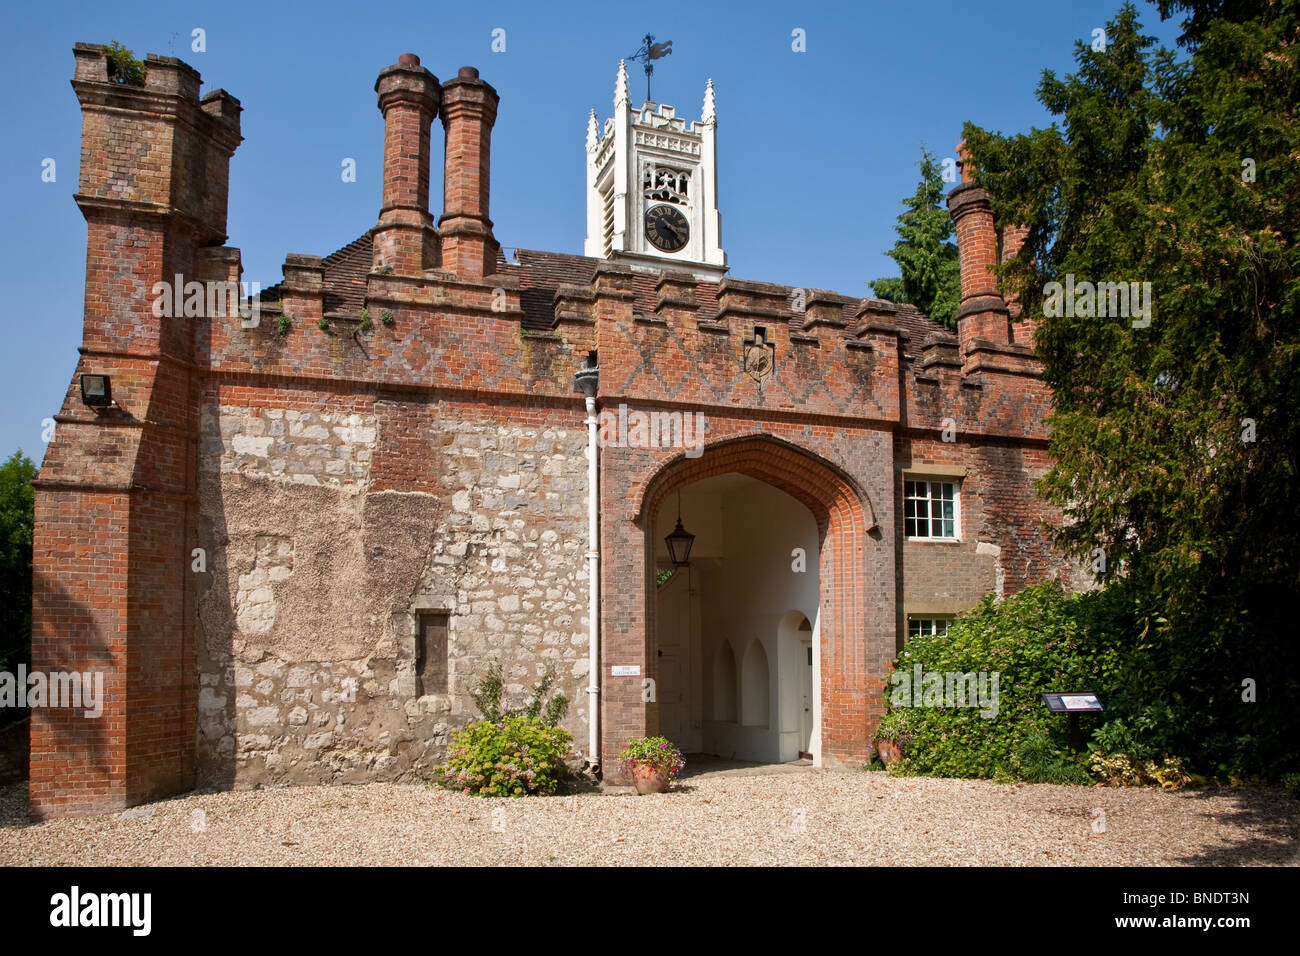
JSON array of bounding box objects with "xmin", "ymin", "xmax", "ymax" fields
[{"xmin": 2, "ymin": 766, "xmax": 1295, "ymax": 866}]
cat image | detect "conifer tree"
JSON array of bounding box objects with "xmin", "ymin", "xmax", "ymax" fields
[
  {"xmin": 0, "ymin": 450, "xmax": 36, "ymax": 685},
  {"xmin": 870, "ymin": 148, "xmax": 962, "ymax": 329},
  {"xmin": 962, "ymin": 0, "xmax": 1300, "ymax": 774}
]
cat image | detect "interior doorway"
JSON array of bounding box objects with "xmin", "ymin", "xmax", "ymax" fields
[
  {"xmin": 796, "ymin": 617, "xmax": 814, "ymax": 759},
  {"xmin": 653, "ymin": 472, "xmax": 820, "ymax": 764}
]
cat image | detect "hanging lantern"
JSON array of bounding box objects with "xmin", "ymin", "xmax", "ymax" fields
[{"xmin": 664, "ymin": 492, "xmax": 695, "ymax": 567}]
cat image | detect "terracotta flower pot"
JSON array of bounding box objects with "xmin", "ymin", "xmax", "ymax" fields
[
  {"xmin": 631, "ymin": 762, "xmax": 671, "ymax": 794},
  {"xmin": 876, "ymin": 739, "xmax": 902, "ymax": 766}
]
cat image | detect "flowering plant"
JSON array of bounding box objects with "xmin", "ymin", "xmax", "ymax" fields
[
  {"xmin": 618, "ymin": 736, "xmax": 685, "ymax": 778},
  {"xmin": 437, "ymin": 716, "xmax": 572, "ymax": 797}
]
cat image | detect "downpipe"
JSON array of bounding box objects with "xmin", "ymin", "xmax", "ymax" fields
[{"xmin": 573, "ymin": 354, "xmax": 601, "ymax": 776}]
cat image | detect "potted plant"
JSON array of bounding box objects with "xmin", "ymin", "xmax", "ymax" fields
[
  {"xmin": 618, "ymin": 736, "xmax": 685, "ymax": 794},
  {"xmin": 875, "ymin": 737, "xmax": 903, "ymax": 766},
  {"xmin": 874, "ymin": 708, "xmax": 914, "ymax": 767}
]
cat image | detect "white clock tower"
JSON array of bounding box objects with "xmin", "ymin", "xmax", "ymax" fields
[{"xmin": 584, "ymin": 60, "xmax": 726, "ymax": 280}]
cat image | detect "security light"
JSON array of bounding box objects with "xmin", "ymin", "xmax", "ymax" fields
[{"xmin": 80, "ymin": 374, "xmax": 113, "ymax": 407}]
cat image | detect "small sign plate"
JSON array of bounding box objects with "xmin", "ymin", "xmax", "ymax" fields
[
  {"xmin": 611, "ymin": 665, "xmax": 641, "ymax": 677},
  {"xmin": 1042, "ymin": 692, "xmax": 1104, "ymax": 713}
]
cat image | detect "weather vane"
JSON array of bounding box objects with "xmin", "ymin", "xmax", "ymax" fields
[{"xmin": 627, "ymin": 33, "xmax": 672, "ymax": 103}]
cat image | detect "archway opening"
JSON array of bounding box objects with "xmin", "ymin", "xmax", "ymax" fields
[{"xmin": 653, "ymin": 471, "xmax": 820, "ymax": 763}]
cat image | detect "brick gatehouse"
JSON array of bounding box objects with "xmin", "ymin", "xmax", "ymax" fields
[{"xmin": 29, "ymin": 44, "xmax": 1070, "ymax": 818}]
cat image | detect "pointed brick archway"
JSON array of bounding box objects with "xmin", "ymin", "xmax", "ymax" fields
[{"xmin": 602, "ymin": 434, "xmax": 884, "ymax": 776}]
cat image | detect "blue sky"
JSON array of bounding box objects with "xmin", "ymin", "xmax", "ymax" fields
[{"xmin": 0, "ymin": 0, "xmax": 1187, "ymax": 462}]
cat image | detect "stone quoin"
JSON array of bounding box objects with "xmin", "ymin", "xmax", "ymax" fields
[{"xmin": 29, "ymin": 44, "xmax": 1077, "ymax": 819}]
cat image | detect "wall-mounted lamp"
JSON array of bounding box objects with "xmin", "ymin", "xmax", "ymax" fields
[{"xmin": 79, "ymin": 374, "xmax": 113, "ymax": 407}]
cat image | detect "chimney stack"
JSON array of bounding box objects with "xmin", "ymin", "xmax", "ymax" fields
[
  {"xmin": 439, "ymin": 66, "xmax": 501, "ymax": 280},
  {"xmin": 999, "ymin": 223, "xmax": 1034, "ymax": 346},
  {"xmin": 947, "ymin": 140, "xmax": 1011, "ymax": 363},
  {"xmin": 374, "ymin": 54, "xmax": 440, "ymax": 275}
]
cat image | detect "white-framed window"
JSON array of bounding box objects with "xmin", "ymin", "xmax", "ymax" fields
[
  {"xmin": 907, "ymin": 617, "xmax": 951, "ymax": 640},
  {"xmin": 904, "ymin": 479, "xmax": 960, "ymax": 540}
]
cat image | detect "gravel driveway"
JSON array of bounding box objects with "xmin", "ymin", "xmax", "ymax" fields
[{"xmin": 2, "ymin": 764, "xmax": 1295, "ymax": 866}]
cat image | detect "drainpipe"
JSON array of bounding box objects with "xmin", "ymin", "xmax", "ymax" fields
[{"xmin": 573, "ymin": 352, "xmax": 601, "ymax": 773}]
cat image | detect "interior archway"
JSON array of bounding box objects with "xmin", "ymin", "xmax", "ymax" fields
[
  {"xmin": 639, "ymin": 434, "xmax": 876, "ymax": 769},
  {"xmin": 653, "ymin": 469, "xmax": 820, "ymax": 762}
]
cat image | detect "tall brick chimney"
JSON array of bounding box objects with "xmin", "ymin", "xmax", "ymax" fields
[
  {"xmin": 999, "ymin": 223, "xmax": 1035, "ymax": 346},
  {"xmin": 438, "ymin": 66, "xmax": 501, "ymax": 280},
  {"xmin": 30, "ymin": 44, "xmax": 241, "ymax": 819},
  {"xmin": 947, "ymin": 140, "xmax": 1012, "ymax": 364},
  {"xmin": 373, "ymin": 53, "xmax": 440, "ymax": 275}
]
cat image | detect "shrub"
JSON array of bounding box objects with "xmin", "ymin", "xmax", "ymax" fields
[
  {"xmin": 436, "ymin": 661, "xmax": 573, "ymax": 797},
  {"xmin": 439, "ymin": 717, "xmax": 573, "ymax": 797},
  {"xmin": 468, "ymin": 660, "xmax": 569, "ymax": 727},
  {"xmin": 380, "ymin": 309, "xmax": 394, "ymax": 327},
  {"xmin": 1085, "ymin": 704, "xmax": 1191, "ymax": 788},
  {"xmin": 618, "ymin": 736, "xmax": 685, "ymax": 779},
  {"xmin": 1090, "ymin": 750, "xmax": 1189, "ymax": 790},
  {"xmin": 1010, "ymin": 731, "xmax": 1093, "ymax": 785},
  {"xmin": 1090, "ymin": 707, "xmax": 1178, "ymax": 763},
  {"xmin": 104, "ymin": 41, "xmax": 146, "ymax": 86},
  {"xmin": 875, "ymin": 582, "xmax": 1131, "ymax": 782},
  {"xmin": 357, "ymin": 308, "xmax": 372, "ymax": 333}
]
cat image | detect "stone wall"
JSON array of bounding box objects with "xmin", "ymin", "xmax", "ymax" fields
[{"xmin": 194, "ymin": 397, "xmax": 590, "ymax": 789}]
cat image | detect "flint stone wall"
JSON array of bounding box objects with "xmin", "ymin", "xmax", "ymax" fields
[{"xmin": 194, "ymin": 402, "xmax": 590, "ymax": 789}]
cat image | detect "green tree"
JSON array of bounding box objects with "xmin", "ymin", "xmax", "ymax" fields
[
  {"xmin": 961, "ymin": 1, "xmax": 1300, "ymax": 775},
  {"xmin": 0, "ymin": 451, "xmax": 37, "ymax": 685},
  {"xmin": 870, "ymin": 148, "xmax": 962, "ymax": 329}
]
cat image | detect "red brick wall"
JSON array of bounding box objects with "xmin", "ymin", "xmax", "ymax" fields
[
  {"xmin": 1000, "ymin": 223, "xmax": 1036, "ymax": 346},
  {"xmin": 29, "ymin": 45, "xmax": 239, "ymax": 818},
  {"xmin": 30, "ymin": 489, "xmax": 130, "ymax": 818},
  {"xmin": 896, "ymin": 431, "xmax": 1064, "ymax": 646}
]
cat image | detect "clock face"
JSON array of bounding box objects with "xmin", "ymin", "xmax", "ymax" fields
[{"xmin": 645, "ymin": 203, "xmax": 690, "ymax": 253}]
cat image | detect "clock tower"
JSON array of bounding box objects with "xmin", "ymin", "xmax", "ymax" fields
[{"xmin": 584, "ymin": 60, "xmax": 726, "ymax": 279}]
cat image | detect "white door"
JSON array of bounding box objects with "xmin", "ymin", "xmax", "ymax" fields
[
  {"xmin": 800, "ymin": 639, "xmax": 813, "ymax": 755},
  {"xmin": 655, "ymin": 570, "xmax": 698, "ymax": 749},
  {"xmin": 658, "ymin": 654, "xmax": 682, "ymax": 743}
]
